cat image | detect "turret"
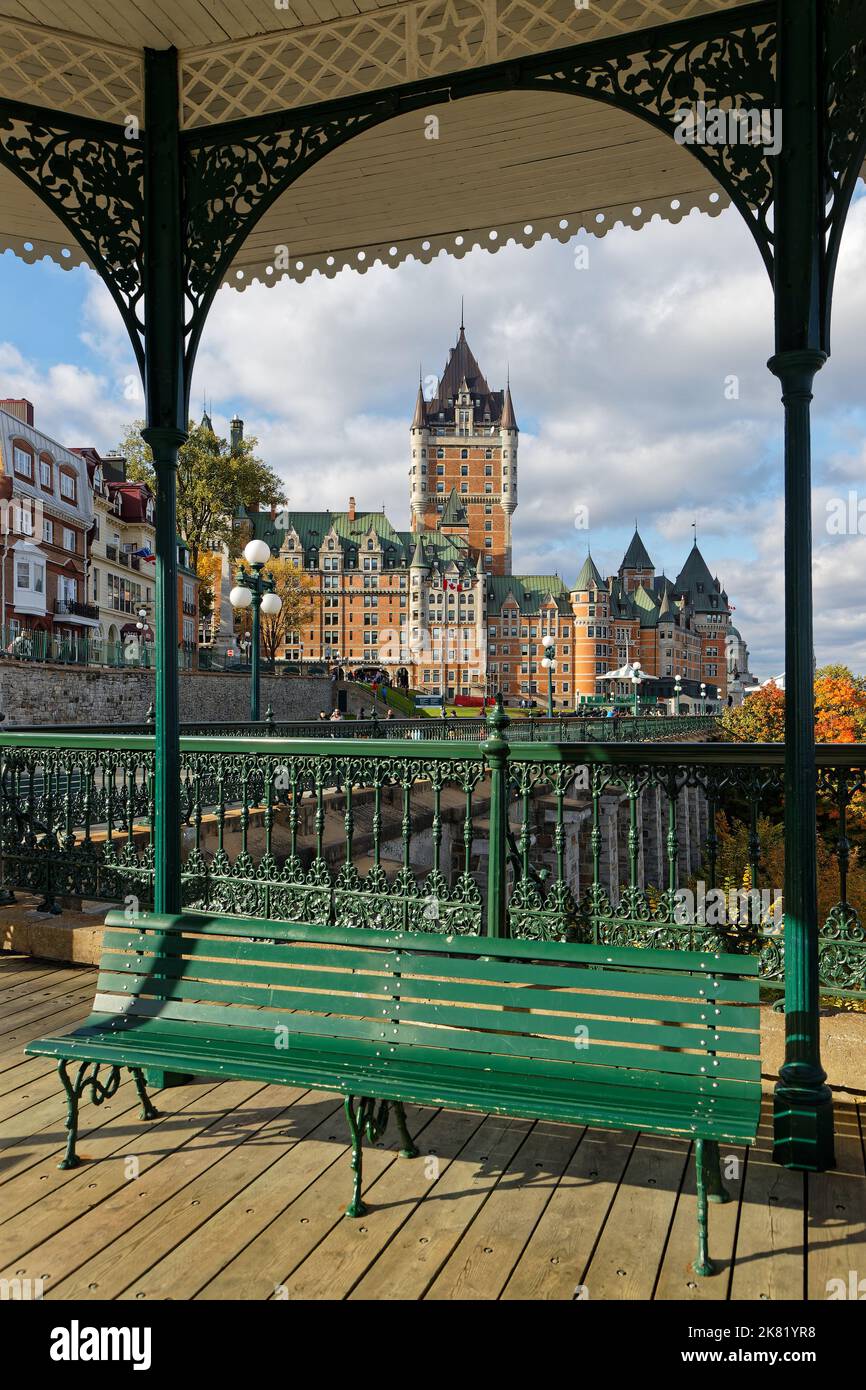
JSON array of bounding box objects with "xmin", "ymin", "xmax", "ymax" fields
[
  {"xmin": 499, "ymin": 374, "xmax": 518, "ymax": 572},
  {"xmin": 410, "ymin": 380, "xmax": 428, "ymax": 532}
]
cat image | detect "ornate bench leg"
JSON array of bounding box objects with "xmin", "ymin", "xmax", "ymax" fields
[
  {"xmin": 344, "ymin": 1096, "xmax": 368, "ymax": 1218},
  {"xmin": 704, "ymin": 1139, "xmax": 731, "ymax": 1204},
  {"xmin": 57, "ymin": 1060, "xmax": 81, "ymax": 1170},
  {"xmin": 393, "ymin": 1102, "xmax": 419, "ymax": 1159},
  {"xmin": 56, "ymin": 1060, "xmax": 122, "ymax": 1171},
  {"xmin": 130, "ymin": 1068, "xmax": 160, "ymax": 1121},
  {"xmin": 694, "ymin": 1139, "xmax": 716, "ymax": 1277}
]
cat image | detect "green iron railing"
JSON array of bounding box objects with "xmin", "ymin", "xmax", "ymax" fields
[
  {"xmin": 0, "ymin": 624, "xmax": 198, "ymax": 671},
  {"xmin": 1, "ymin": 714, "xmax": 863, "ymax": 999}
]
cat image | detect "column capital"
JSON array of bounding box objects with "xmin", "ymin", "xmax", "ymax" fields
[
  {"xmin": 141, "ymin": 425, "xmax": 188, "ymax": 460},
  {"xmin": 767, "ymin": 349, "xmax": 827, "ymax": 394}
]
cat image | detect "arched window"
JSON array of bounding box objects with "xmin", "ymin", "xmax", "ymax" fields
[{"xmin": 39, "ymin": 453, "xmax": 53, "ymax": 491}]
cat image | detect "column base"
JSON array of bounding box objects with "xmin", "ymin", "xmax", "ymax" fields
[{"xmin": 773, "ymin": 1080, "xmax": 835, "ymax": 1171}]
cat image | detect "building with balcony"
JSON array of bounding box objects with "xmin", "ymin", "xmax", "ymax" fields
[
  {"xmin": 0, "ymin": 397, "xmax": 95, "ymax": 650},
  {"xmin": 73, "ymin": 447, "xmax": 199, "ymax": 667}
]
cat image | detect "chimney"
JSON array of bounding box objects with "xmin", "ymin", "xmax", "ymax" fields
[
  {"xmin": 348, "ymin": 496, "xmax": 356, "ymax": 521},
  {"xmin": 0, "ymin": 398, "xmax": 34, "ymax": 426},
  {"xmin": 230, "ymin": 415, "xmax": 243, "ymax": 453}
]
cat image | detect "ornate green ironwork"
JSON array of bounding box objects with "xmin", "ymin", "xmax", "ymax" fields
[
  {"xmin": 0, "ymin": 100, "xmax": 144, "ymax": 371},
  {"xmin": 3, "ymin": 728, "xmax": 864, "ymax": 1003}
]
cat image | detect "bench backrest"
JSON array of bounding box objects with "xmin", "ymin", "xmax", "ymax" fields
[{"xmin": 96, "ymin": 911, "xmax": 761, "ymax": 1103}]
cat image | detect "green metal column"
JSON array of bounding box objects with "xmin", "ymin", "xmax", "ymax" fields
[
  {"xmin": 141, "ymin": 47, "xmax": 187, "ymax": 917},
  {"xmin": 769, "ymin": 0, "xmax": 834, "ymax": 1170},
  {"xmin": 483, "ymin": 694, "xmax": 510, "ymax": 938}
]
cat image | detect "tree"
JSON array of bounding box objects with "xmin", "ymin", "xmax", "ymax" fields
[
  {"xmin": 236, "ymin": 558, "xmax": 318, "ymax": 664},
  {"xmin": 116, "ymin": 418, "xmax": 285, "ymax": 569},
  {"xmin": 195, "ymin": 550, "xmax": 223, "ymax": 633},
  {"xmin": 721, "ymin": 671, "xmax": 866, "ymax": 744}
]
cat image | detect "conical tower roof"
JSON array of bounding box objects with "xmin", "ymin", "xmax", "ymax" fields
[
  {"xmin": 574, "ymin": 553, "xmax": 604, "ymax": 590},
  {"xmin": 620, "ymin": 528, "xmax": 653, "ymax": 572},
  {"xmin": 501, "ymin": 379, "xmax": 518, "ymax": 430},
  {"xmin": 411, "ymin": 381, "xmax": 426, "ymax": 429}
]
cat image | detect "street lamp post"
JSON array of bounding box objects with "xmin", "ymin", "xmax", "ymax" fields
[
  {"xmin": 700, "ymin": 681, "xmax": 707, "ymax": 715},
  {"xmin": 674, "ymin": 672, "xmax": 682, "ymax": 714},
  {"xmin": 135, "ymin": 605, "xmax": 150, "ymax": 668},
  {"xmin": 230, "ymin": 538, "xmax": 283, "ymax": 722},
  {"xmin": 541, "ymin": 637, "xmax": 556, "ymax": 718},
  {"xmin": 631, "ymin": 659, "xmax": 642, "ymax": 716}
]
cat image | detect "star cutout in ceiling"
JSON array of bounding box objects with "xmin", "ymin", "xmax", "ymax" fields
[{"xmin": 423, "ymin": 0, "xmax": 486, "ymax": 70}]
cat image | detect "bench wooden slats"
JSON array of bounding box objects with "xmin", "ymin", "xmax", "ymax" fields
[
  {"xmin": 25, "ymin": 909, "xmax": 764, "ymax": 1274},
  {"xmin": 100, "ymin": 930, "xmax": 758, "ymax": 1002},
  {"xmin": 94, "ymin": 968, "xmax": 759, "ymax": 1056}
]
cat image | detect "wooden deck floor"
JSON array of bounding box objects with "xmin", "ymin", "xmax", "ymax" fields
[{"xmin": 1, "ymin": 955, "xmax": 864, "ymax": 1302}]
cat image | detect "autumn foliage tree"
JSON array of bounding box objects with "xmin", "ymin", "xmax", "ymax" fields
[
  {"xmin": 721, "ymin": 667, "xmax": 866, "ymax": 744},
  {"xmin": 711, "ymin": 667, "xmax": 866, "ymax": 947},
  {"xmin": 235, "ymin": 558, "xmax": 318, "ymax": 664}
]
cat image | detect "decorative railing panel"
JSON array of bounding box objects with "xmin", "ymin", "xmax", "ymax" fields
[{"xmin": 1, "ymin": 721, "xmax": 864, "ymax": 999}]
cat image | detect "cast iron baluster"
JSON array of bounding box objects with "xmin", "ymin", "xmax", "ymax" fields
[
  {"xmin": 590, "ymin": 766, "xmax": 602, "ymax": 944},
  {"xmin": 289, "ymin": 764, "xmax": 298, "ymax": 862},
  {"xmin": 431, "ymin": 778, "xmax": 441, "ymax": 877},
  {"xmin": 401, "ymin": 774, "xmax": 412, "ymax": 931},
  {"xmin": 126, "ymin": 756, "xmax": 135, "ymax": 852},
  {"xmin": 240, "ymin": 764, "xmax": 250, "ymax": 860},
  {"xmin": 666, "ymin": 771, "xmax": 679, "ymax": 906},
  {"xmin": 628, "ymin": 770, "xmax": 639, "ymax": 893},
  {"xmin": 315, "ymin": 766, "xmax": 325, "ymax": 863},
  {"xmin": 372, "ymin": 776, "xmax": 381, "ymax": 870},
  {"xmin": 215, "ymin": 763, "xmax": 225, "ymax": 861},
  {"xmin": 344, "ymin": 775, "xmax": 354, "ymax": 870},
  {"xmin": 40, "ymin": 756, "xmax": 57, "ymax": 914},
  {"xmin": 554, "ymin": 777, "xmax": 566, "ymax": 898},
  {"xmin": 263, "ymin": 763, "xmax": 274, "ymax": 919},
  {"xmin": 520, "ymin": 778, "xmax": 531, "ymax": 896},
  {"xmin": 835, "ymin": 772, "xmax": 850, "ymax": 908}
]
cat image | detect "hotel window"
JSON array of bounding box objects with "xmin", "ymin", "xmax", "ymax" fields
[
  {"xmin": 39, "ymin": 456, "xmax": 53, "ymax": 489},
  {"xmin": 13, "ymin": 445, "xmax": 33, "ymax": 480},
  {"xmin": 43, "ymin": 518, "xmax": 53, "ymax": 544},
  {"xmin": 460, "ymin": 449, "xmax": 468, "ymax": 459},
  {"xmin": 59, "ymin": 470, "xmax": 77, "ymax": 502},
  {"xmin": 63, "ymin": 526, "xmax": 76, "ymax": 552}
]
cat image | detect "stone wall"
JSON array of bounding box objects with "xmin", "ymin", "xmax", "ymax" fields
[{"xmin": 0, "ymin": 663, "xmax": 334, "ymax": 727}]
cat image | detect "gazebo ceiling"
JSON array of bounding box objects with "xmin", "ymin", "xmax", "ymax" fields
[
  {"xmin": 0, "ymin": 2, "xmax": 745, "ymax": 126},
  {"xmin": 0, "ymin": 1, "xmax": 753, "ymax": 293}
]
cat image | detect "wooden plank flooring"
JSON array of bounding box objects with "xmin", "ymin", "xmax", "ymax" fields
[{"xmin": 0, "ymin": 954, "xmax": 864, "ymax": 1302}]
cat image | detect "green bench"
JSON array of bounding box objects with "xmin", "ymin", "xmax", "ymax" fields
[{"xmin": 26, "ymin": 911, "xmax": 762, "ymax": 1276}]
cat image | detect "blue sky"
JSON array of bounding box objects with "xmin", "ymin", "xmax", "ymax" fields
[{"xmin": 2, "ymin": 190, "xmax": 865, "ymax": 679}]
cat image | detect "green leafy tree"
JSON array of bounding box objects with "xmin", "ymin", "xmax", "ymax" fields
[{"xmin": 117, "ymin": 418, "xmax": 285, "ymax": 569}]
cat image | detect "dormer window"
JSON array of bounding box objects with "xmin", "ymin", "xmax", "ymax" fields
[
  {"xmin": 59, "ymin": 468, "xmax": 77, "ymax": 503},
  {"xmin": 39, "ymin": 454, "xmax": 53, "ymax": 490},
  {"xmin": 13, "ymin": 444, "xmax": 33, "ymax": 480}
]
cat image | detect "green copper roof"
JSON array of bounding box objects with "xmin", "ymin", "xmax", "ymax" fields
[
  {"xmin": 632, "ymin": 583, "xmax": 660, "ymax": 628},
  {"xmin": 675, "ymin": 541, "xmax": 729, "ymax": 614},
  {"xmin": 573, "ymin": 553, "xmax": 604, "ymax": 591},
  {"xmin": 487, "ymin": 574, "xmax": 570, "ymax": 616},
  {"xmin": 620, "ymin": 528, "xmax": 654, "ymax": 572},
  {"xmin": 440, "ymin": 488, "xmax": 469, "ymax": 527}
]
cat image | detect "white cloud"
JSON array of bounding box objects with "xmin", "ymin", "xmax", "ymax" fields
[{"xmin": 4, "ymin": 189, "xmax": 866, "ymax": 679}]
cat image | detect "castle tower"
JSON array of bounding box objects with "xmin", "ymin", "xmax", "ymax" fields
[{"xmin": 410, "ymin": 318, "xmax": 517, "ymax": 576}]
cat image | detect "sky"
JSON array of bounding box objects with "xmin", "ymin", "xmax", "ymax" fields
[{"xmin": 1, "ymin": 189, "xmax": 865, "ymax": 680}]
